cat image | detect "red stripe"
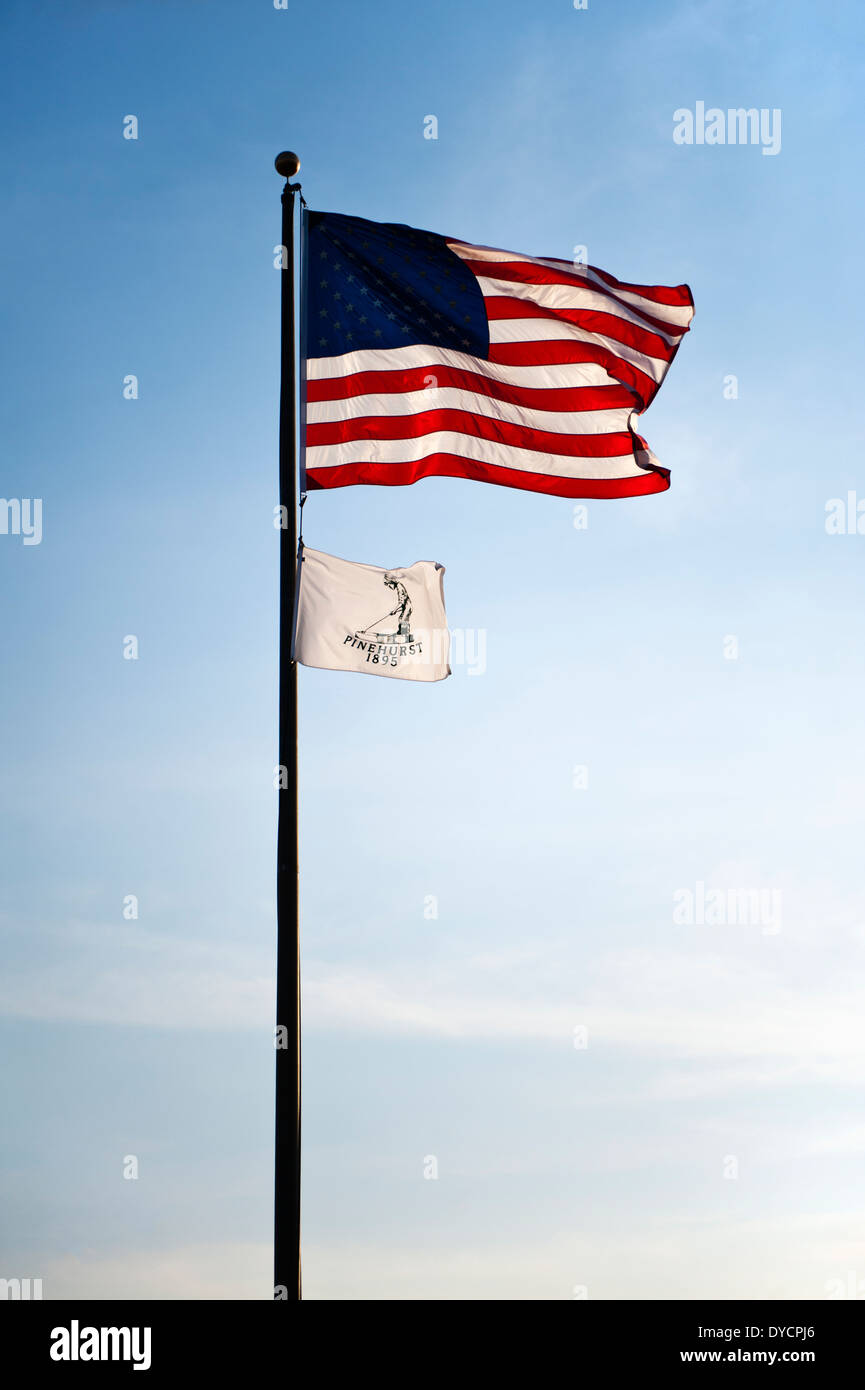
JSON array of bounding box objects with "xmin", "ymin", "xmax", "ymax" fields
[
  {"xmin": 591, "ymin": 264, "xmax": 694, "ymax": 308},
  {"xmin": 306, "ymin": 455, "xmax": 669, "ymax": 498},
  {"xmin": 459, "ymin": 258, "xmax": 692, "ymax": 337},
  {"xmin": 485, "ymin": 296, "xmax": 677, "ymax": 363},
  {"xmin": 308, "ymin": 410, "xmax": 637, "ymax": 459},
  {"xmin": 456, "ymin": 250, "xmax": 693, "ymax": 309},
  {"xmin": 307, "ymin": 365, "xmax": 636, "ymax": 413},
  {"xmin": 487, "ymin": 340, "xmax": 658, "ymax": 410}
]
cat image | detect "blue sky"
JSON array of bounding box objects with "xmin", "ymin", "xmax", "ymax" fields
[{"xmin": 2, "ymin": 0, "xmax": 865, "ymax": 1299}]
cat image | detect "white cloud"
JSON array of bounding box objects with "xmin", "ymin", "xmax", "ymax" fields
[
  {"xmin": 13, "ymin": 1214, "xmax": 865, "ymax": 1302},
  {"xmin": 0, "ymin": 920, "xmax": 273, "ymax": 1030},
  {"xmin": 303, "ymin": 944, "xmax": 865, "ymax": 1095},
  {"xmin": 14, "ymin": 1244, "xmax": 271, "ymax": 1301},
  {"xmin": 303, "ymin": 1209, "xmax": 865, "ymax": 1301}
]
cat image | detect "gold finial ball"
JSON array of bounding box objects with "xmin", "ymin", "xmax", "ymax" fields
[{"xmin": 275, "ymin": 151, "xmax": 301, "ymax": 178}]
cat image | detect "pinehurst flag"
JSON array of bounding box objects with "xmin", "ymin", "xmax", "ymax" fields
[{"xmin": 294, "ymin": 546, "xmax": 450, "ymax": 682}]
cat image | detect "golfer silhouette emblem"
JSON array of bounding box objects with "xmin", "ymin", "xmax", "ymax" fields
[{"xmin": 355, "ymin": 573, "xmax": 415, "ymax": 644}]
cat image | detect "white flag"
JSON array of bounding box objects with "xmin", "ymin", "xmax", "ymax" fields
[{"xmin": 294, "ymin": 546, "xmax": 450, "ymax": 682}]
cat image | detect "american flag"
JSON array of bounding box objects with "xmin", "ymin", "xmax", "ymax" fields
[{"xmin": 304, "ymin": 212, "xmax": 694, "ymax": 500}]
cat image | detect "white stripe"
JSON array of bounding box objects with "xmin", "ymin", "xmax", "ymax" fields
[
  {"xmin": 488, "ymin": 316, "xmax": 668, "ymax": 382},
  {"xmin": 307, "ymin": 431, "xmax": 649, "ymax": 480},
  {"xmin": 447, "ymin": 240, "xmax": 694, "ymax": 331},
  {"xmin": 309, "ymin": 389, "xmax": 635, "ymax": 436},
  {"xmin": 307, "ymin": 343, "xmax": 622, "ymax": 390},
  {"xmin": 475, "ymin": 275, "xmax": 684, "ymax": 347}
]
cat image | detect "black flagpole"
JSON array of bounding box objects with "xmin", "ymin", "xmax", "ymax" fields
[{"xmin": 274, "ymin": 149, "xmax": 302, "ymax": 1301}]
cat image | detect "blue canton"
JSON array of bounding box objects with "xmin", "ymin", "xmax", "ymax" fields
[{"xmin": 306, "ymin": 212, "xmax": 489, "ymax": 360}]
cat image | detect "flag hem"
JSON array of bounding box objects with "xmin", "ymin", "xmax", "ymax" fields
[{"xmin": 306, "ymin": 456, "xmax": 669, "ymax": 499}]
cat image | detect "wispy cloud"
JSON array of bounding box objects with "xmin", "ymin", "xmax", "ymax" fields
[
  {"xmin": 304, "ymin": 944, "xmax": 865, "ymax": 1095},
  {"xmin": 0, "ymin": 920, "xmax": 273, "ymax": 1030},
  {"xmin": 303, "ymin": 1208, "xmax": 865, "ymax": 1301},
  {"xmin": 11, "ymin": 1244, "xmax": 271, "ymax": 1301}
]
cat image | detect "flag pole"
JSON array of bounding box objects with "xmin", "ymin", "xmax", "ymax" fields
[{"xmin": 274, "ymin": 149, "xmax": 302, "ymax": 1301}]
